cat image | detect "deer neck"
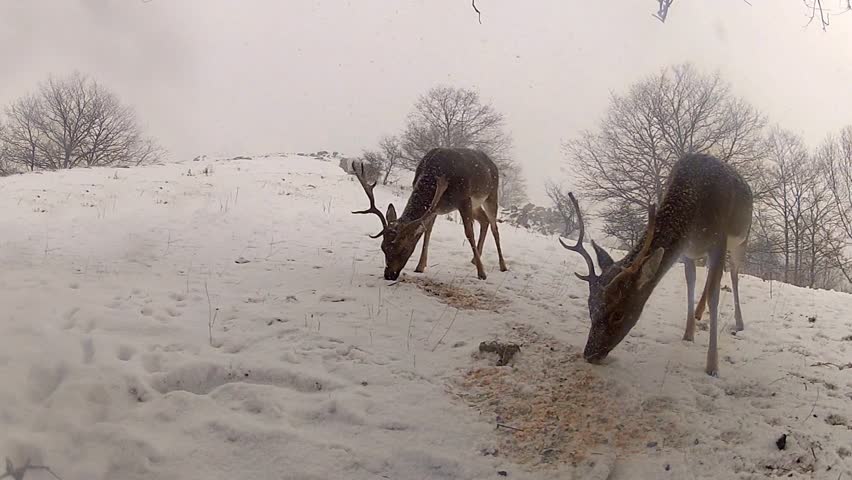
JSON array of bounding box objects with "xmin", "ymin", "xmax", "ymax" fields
[
  {"xmin": 623, "ymin": 200, "xmax": 695, "ymax": 288},
  {"xmin": 399, "ymin": 176, "xmax": 443, "ymax": 223}
]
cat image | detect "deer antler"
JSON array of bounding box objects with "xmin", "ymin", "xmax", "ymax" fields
[
  {"xmin": 606, "ymin": 202, "xmax": 658, "ymax": 288},
  {"xmin": 411, "ymin": 176, "xmax": 449, "ymax": 224},
  {"xmin": 559, "ymin": 192, "xmax": 597, "ymax": 282},
  {"xmin": 351, "ymin": 161, "xmax": 388, "ymax": 238}
]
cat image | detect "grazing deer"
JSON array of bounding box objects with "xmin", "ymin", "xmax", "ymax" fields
[
  {"xmin": 562, "ymin": 153, "xmax": 752, "ymax": 376},
  {"xmin": 352, "ymin": 147, "xmax": 507, "ymax": 281}
]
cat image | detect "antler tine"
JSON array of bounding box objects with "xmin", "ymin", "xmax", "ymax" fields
[
  {"xmin": 412, "ymin": 176, "xmax": 449, "ymax": 223},
  {"xmin": 606, "ymin": 201, "xmax": 659, "ymax": 288},
  {"xmin": 623, "ymin": 202, "xmax": 657, "ymax": 274},
  {"xmin": 637, "ymin": 203, "xmax": 657, "ymax": 261},
  {"xmin": 351, "ymin": 161, "xmax": 388, "ymax": 237},
  {"xmin": 559, "ymin": 192, "xmax": 596, "ymax": 281}
]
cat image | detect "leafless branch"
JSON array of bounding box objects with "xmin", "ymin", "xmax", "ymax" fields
[
  {"xmin": 804, "ymin": 0, "xmax": 830, "ymax": 30},
  {"xmin": 810, "ymin": 361, "xmax": 852, "ymax": 370},
  {"xmin": 472, "ymin": 0, "xmax": 482, "ymax": 24},
  {"xmin": 653, "ymin": 0, "xmax": 675, "ymax": 22}
]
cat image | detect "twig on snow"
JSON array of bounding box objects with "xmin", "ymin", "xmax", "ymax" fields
[
  {"xmin": 432, "ymin": 309, "xmax": 460, "ymax": 352},
  {"xmin": 810, "ymin": 361, "xmax": 852, "ymax": 370},
  {"xmin": 205, "ymin": 280, "xmax": 220, "ymax": 346}
]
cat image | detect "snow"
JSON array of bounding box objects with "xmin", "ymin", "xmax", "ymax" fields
[{"xmin": 0, "ymin": 153, "xmax": 850, "ymax": 479}]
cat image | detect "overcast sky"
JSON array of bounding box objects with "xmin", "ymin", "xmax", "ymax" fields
[{"xmin": 2, "ymin": 0, "xmax": 851, "ymax": 202}]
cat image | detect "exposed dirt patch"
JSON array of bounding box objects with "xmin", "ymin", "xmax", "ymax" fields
[
  {"xmin": 450, "ymin": 325, "xmax": 683, "ymax": 469},
  {"xmin": 407, "ymin": 276, "xmax": 509, "ymax": 311}
]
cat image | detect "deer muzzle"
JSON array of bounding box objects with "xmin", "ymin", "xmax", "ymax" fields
[
  {"xmin": 583, "ymin": 347, "xmax": 608, "ymax": 364},
  {"xmin": 384, "ymin": 268, "xmax": 401, "ymax": 281}
]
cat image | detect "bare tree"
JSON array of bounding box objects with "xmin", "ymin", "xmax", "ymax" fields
[
  {"xmin": 745, "ymin": 201, "xmax": 786, "ymax": 280},
  {"xmin": 802, "ymin": 159, "xmax": 845, "ymax": 288},
  {"xmin": 33, "ymin": 73, "xmax": 99, "ymax": 169},
  {"xmin": 359, "ymin": 150, "xmax": 385, "ymax": 183},
  {"xmin": 823, "ymin": 126, "xmax": 852, "ymax": 238},
  {"xmin": 496, "ymin": 158, "xmax": 528, "ymax": 207},
  {"xmin": 544, "ymin": 181, "xmax": 581, "ymax": 236},
  {"xmin": 2, "ymin": 94, "xmax": 43, "ymax": 171},
  {"xmin": 400, "ymin": 85, "xmax": 526, "ymax": 206},
  {"xmin": 820, "ymin": 126, "xmax": 852, "ymax": 283},
  {"xmin": 757, "ymin": 127, "xmax": 848, "ymax": 288},
  {"xmin": 401, "ymin": 86, "xmax": 511, "ymax": 161},
  {"xmin": 81, "ymin": 86, "xmax": 162, "ymax": 167},
  {"xmin": 760, "ymin": 127, "xmax": 812, "ymax": 284},
  {"xmin": 0, "ymin": 72, "xmax": 162, "ymax": 172},
  {"xmin": 363, "ymin": 135, "xmax": 405, "ymax": 185},
  {"xmin": 0, "ymin": 124, "xmax": 10, "ymax": 175},
  {"xmin": 565, "ymin": 63, "xmax": 766, "ymax": 247}
]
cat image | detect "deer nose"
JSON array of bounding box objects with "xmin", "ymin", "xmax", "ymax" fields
[
  {"xmin": 583, "ymin": 349, "xmax": 608, "ymax": 364},
  {"xmin": 384, "ymin": 269, "xmax": 400, "ymax": 281}
]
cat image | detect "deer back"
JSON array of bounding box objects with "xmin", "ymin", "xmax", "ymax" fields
[{"xmin": 398, "ymin": 148, "xmax": 499, "ymax": 222}]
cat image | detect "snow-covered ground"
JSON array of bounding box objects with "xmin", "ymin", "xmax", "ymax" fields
[{"xmin": 0, "ymin": 154, "xmax": 850, "ymax": 479}]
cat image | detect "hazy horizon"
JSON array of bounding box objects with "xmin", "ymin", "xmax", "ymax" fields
[{"xmin": 2, "ymin": 0, "xmax": 851, "ymax": 203}]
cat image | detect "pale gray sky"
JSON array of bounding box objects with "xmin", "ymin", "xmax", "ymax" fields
[{"xmin": 2, "ymin": 0, "xmax": 851, "ymax": 202}]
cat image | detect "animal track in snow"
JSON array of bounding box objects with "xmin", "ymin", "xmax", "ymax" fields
[{"xmin": 150, "ymin": 361, "xmax": 343, "ymax": 395}]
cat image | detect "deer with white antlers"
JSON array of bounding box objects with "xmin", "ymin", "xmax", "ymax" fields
[
  {"xmin": 352, "ymin": 147, "xmax": 508, "ymax": 281},
  {"xmin": 563, "ymin": 153, "xmax": 753, "ymax": 376}
]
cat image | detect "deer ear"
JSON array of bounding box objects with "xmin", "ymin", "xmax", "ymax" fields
[
  {"xmin": 386, "ymin": 203, "xmax": 397, "ymax": 223},
  {"xmin": 637, "ymin": 248, "xmax": 665, "ymax": 290},
  {"xmin": 591, "ymin": 240, "xmax": 614, "ymax": 270}
]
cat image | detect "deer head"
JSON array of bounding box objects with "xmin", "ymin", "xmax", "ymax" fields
[
  {"xmin": 351, "ymin": 162, "xmax": 448, "ymax": 280},
  {"xmin": 561, "ymin": 193, "xmax": 665, "ymax": 362}
]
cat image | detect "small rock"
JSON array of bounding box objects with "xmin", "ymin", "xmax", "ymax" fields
[
  {"xmin": 480, "ymin": 447, "xmax": 498, "ymax": 456},
  {"xmin": 776, "ymin": 433, "xmax": 787, "ymax": 450},
  {"xmin": 497, "ymin": 471, "xmax": 508, "ymax": 477},
  {"xmin": 647, "ymin": 441, "xmax": 658, "ymax": 448},
  {"xmin": 235, "ymin": 257, "xmax": 250, "ymax": 264},
  {"xmin": 664, "ymin": 464, "xmax": 671, "ymax": 471}
]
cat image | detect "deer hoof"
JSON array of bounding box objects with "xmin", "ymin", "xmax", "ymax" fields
[
  {"xmin": 477, "ymin": 272, "xmax": 487, "ymax": 280},
  {"xmin": 414, "ymin": 266, "xmax": 425, "ymax": 273},
  {"xmin": 683, "ymin": 333, "xmax": 694, "ymax": 342},
  {"xmin": 500, "ymin": 264, "xmax": 508, "ymax": 272}
]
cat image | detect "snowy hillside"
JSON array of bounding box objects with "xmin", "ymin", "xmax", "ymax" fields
[{"xmin": 0, "ymin": 154, "xmax": 850, "ymax": 479}]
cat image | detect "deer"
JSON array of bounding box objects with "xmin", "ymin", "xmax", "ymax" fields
[
  {"xmin": 352, "ymin": 147, "xmax": 508, "ymax": 281},
  {"xmin": 562, "ymin": 153, "xmax": 753, "ymax": 376}
]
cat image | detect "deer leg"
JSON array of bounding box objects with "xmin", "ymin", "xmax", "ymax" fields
[
  {"xmin": 705, "ymin": 242, "xmax": 726, "ymax": 377},
  {"xmin": 473, "ymin": 209, "xmax": 489, "ymax": 265},
  {"xmin": 694, "ymin": 273, "xmax": 710, "ymax": 320},
  {"xmin": 415, "ymin": 215, "xmax": 436, "ymax": 273},
  {"xmin": 683, "ymin": 257, "xmax": 697, "ymax": 342},
  {"xmin": 483, "ymin": 197, "xmax": 508, "ymax": 272},
  {"xmin": 459, "ymin": 200, "xmax": 487, "ymax": 280},
  {"xmin": 730, "ymin": 240, "xmax": 746, "ymax": 332}
]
